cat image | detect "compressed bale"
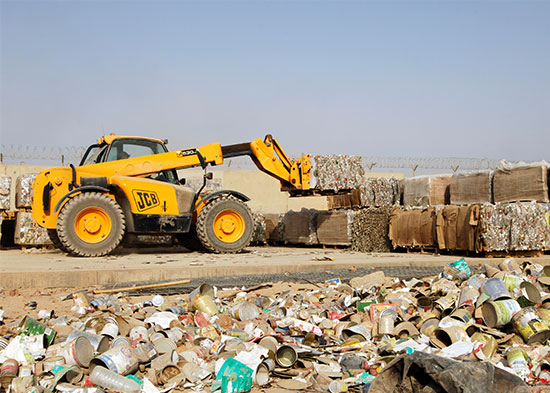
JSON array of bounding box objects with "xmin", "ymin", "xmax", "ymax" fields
[
  {"xmin": 360, "ymin": 177, "xmax": 400, "ymax": 207},
  {"xmin": 282, "ymin": 210, "xmax": 318, "ymax": 245},
  {"xmin": 493, "ymin": 161, "xmax": 549, "ymax": 203},
  {"xmin": 389, "ymin": 207, "xmax": 436, "ymax": 248},
  {"xmin": 251, "ymin": 212, "xmax": 267, "ymax": 245},
  {"xmin": 455, "ymin": 205, "xmax": 479, "ymax": 251},
  {"xmin": 0, "ymin": 174, "xmax": 11, "ymax": 210},
  {"xmin": 542, "ymin": 203, "xmax": 550, "ymax": 250},
  {"xmin": 313, "ymin": 155, "xmax": 365, "ymax": 191},
  {"xmin": 508, "ymin": 202, "xmax": 547, "ymax": 251},
  {"xmin": 450, "ymin": 171, "xmax": 493, "ymax": 205},
  {"xmin": 418, "ymin": 208, "xmax": 437, "ymax": 246},
  {"xmin": 14, "ymin": 211, "xmax": 52, "ymax": 246},
  {"xmin": 316, "ymin": 210, "xmax": 355, "ymax": 246},
  {"xmin": 16, "ymin": 173, "xmax": 38, "ymax": 209},
  {"xmin": 402, "ymin": 175, "xmax": 451, "ymax": 207},
  {"xmin": 351, "ymin": 207, "xmax": 392, "ymax": 252},
  {"xmin": 477, "ymin": 203, "xmax": 510, "ymax": 252},
  {"xmin": 265, "ymin": 213, "xmax": 284, "ymax": 244}
]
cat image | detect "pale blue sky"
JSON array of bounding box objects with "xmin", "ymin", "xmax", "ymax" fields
[{"xmin": 1, "ymin": 1, "xmax": 549, "ymax": 161}]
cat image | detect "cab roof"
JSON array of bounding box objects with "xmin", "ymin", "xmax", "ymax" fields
[{"xmin": 97, "ymin": 133, "xmax": 165, "ymax": 145}]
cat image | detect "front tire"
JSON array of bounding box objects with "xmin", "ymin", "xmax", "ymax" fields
[
  {"xmin": 57, "ymin": 192, "xmax": 125, "ymax": 257},
  {"xmin": 196, "ymin": 195, "xmax": 253, "ymax": 253},
  {"xmin": 47, "ymin": 229, "xmax": 68, "ymax": 253}
]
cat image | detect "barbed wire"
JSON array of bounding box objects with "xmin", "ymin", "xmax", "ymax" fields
[
  {"xmin": 0, "ymin": 144, "xmax": 504, "ymax": 173},
  {"xmin": 0, "ymin": 144, "xmax": 86, "ymax": 164}
]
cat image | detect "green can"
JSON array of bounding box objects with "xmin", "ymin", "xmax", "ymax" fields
[{"xmin": 18, "ymin": 315, "xmax": 56, "ymax": 346}]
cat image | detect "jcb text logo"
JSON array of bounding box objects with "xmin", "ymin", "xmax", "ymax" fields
[{"xmin": 132, "ymin": 190, "xmax": 160, "ymax": 212}]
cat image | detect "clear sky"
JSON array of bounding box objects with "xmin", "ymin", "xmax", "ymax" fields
[{"xmin": 1, "ymin": 1, "xmax": 549, "ymax": 162}]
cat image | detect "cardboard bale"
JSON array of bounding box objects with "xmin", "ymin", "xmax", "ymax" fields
[
  {"xmin": 0, "ymin": 174, "xmax": 11, "ymax": 210},
  {"xmin": 450, "ymin": 171, "xmax": 493, "ymax": 205},
  {"xmin": 313, "ymin": 155, "xmax": 365, "ymax": 191},
  {"xmin": 402, "ymin": 175, "xmax": 451, "ymax": 207},
  {"xmin": 264, "ymin": 213, "xmax": 284, "ymax": 244},
  {"xmin": 493, "ymin": 161, "xmax": 549, "ymax": 203},
  {"xmin": 251, "ymin": 212, "xmax": 267, "ymax": 245},
  {"xmin": 351, "ymin": 207, "xmax": 392, "ymax": 252},
  {"xmin": 14, "ymin": 211, "xmax": 52, "ymax": 246},
  {"xmin": 389, "ymin": 207, "xmax": 436, "ymax": 248},
  {"xmin": 282, "ymin": 210, "xmax": 318, "ymax": 245},
  {"xmin": 437, "ymin": 205, "xmax": 479, "ymax": 251},
  {"xmin": 327, "ymin": 189, "xmax": 361, "ymax": 210},
  {"xmin": 15, "ymin": 173, "xmax": 38, "ymax": 209},
  {"xmin": 316, "ymin": 210, "xmax": 355, "ymax": 246}
]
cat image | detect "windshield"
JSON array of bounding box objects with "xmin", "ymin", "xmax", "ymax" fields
[{"xmin": 80, "ymin": 144, "xmax": 108, "ymax": 166}]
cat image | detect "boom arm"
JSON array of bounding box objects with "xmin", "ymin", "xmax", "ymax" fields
[{"xmin": 221, "ymin": 134, "xmax": 311, "ymax": 190}]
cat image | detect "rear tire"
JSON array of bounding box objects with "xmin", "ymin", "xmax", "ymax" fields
[
  {"xmin": 57, "ymin": 192, "xmax": 125, "ymax": 257},
  {"xmin": 196, "ymin": 195, "xmax": 253, "ymax": 253}
]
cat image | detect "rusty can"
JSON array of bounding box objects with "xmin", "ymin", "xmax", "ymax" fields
[
  {"xmin": 511, "ymin": 307, "xmax": 550, "ymax": 344},
  {"xmin": 0, "ymin": 359, "xmax": 19, "ymax": 387}
]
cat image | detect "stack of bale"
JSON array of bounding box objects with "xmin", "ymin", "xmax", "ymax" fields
[
  {"xmin": 474, "ymin": 162, "xmax": 550, "ymax": 253},
  {"xmin": 0, "ymin": 175, "xmax": 11, "ymax": 242},
  {"xmin": 14, "ymin": 174, "xmax": 52, "ymax": 247},
  {"xmin": 450, "ymin": 171, "xmax": 493, "ymax": 205}
]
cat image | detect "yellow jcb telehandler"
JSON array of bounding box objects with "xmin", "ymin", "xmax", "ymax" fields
[{"xmin": 31, "ymin": 134, "xmax": 310, "ymax": 256}]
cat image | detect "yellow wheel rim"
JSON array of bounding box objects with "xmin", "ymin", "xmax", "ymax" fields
[
  {"xmin": 74, "ymin": 207, "xmax": 112, "ymax": 244},
  {"xmin": 213, "ymin": 209, "xmax": 245, "ymax": 243}
]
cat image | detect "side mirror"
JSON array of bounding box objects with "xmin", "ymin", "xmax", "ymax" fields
[
  {"xmin": 205, "ymin": 172, "xmax": 213, "ymax": 180},
  {"xmin": 179, "ymin": 178, "xmax": 186, "ymax": 185}
]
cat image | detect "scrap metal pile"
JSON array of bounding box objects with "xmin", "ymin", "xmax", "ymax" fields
[{"xmin": 1, "ymin": 259, "xmax": 549, "ymax": 393}]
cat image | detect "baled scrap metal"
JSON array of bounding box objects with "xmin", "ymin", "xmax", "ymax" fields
[
  {"xmin": 450, "ymin": 171, "xmax": 493, "ymax": 205},
  {"xmin": 402, "ymin": 175, "xmax": 451, "ymax": 207},
  {"xmin": 0, "ymin": 174, "xmax": 11, "ymax": 210},
  {"xmin": 282, "ymin": 209, "xmax": 319, "ymax": 245},
  {"xmin": 508, "ymin": 202, "xmax": 548, "ymax": 251},
  {"xmin": 251, "ymin": 212, "xmax": 267, "ymax": 245},
  {"xmin": 477, "ymin": 203, "xmax": 510, "ymax": 252},
  {"xmin": 14, "ymin": 211, "xmax": 52, "ymax": 246},
  {"xmin": 493, "ymin": 161, "xmax": 549, "ymax": 203},
  {"xmin": 351, "ymin": 207, "xmax": 392, "ymax": 252},
  {"xmin": 543, "ymin": 203, "xmax": 550, "ymax": 250},
  {"xmin": 360, "ymin": 177, "xmax": 400, "ymax": 207},
  {"xmin": 316, "ymin": 210, "xmax": 356, "ymax": 246},
  {"xmin": 15, "ymin": 173, "xmax": 37, "ymax": 209},
  {"xmin": 1, "ymin": 258, "xmax": 549, "ymax": 393},
  {"xmin": 313, "ymin": 155, "xmax": 365, "ymax": 191}
]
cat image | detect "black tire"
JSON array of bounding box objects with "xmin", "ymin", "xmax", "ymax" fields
[
  {"xmin": 47, "ymin": 229, "xmax": 68, "ymax": 253},
  {"xmin": 57, "ymin": 192, "xmax": 125, "ymax": 257},
  {"xmin": 176, "ymin": 227, "xmax": 205, "ymax": 251},
  {"xmin": 196, "ymin": 195, "xmax": 253, "ymax": 253}
]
